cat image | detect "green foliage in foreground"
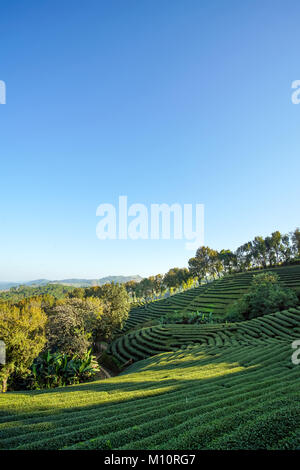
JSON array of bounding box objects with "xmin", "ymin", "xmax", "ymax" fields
[
  {"xmin": 226, "ymin": 272, "xmax": 298, "ymax": 321},
  {"xmin": 29, "ymin": 350, "xmax": 100, "ymax": 389},
  {"xmin": 1, "ymin": 306, "xmax": 300, "ymax": 450}
]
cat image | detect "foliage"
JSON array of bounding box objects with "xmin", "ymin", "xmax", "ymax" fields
[
  {"xmin": 226, "ymin": 272, "xmax": 298, "ymax": 321},
  {"xmin": 159, "ymin": 310, "xmax": 216, "ymax": 325},
  {"xmin": 1, "ymin": 306, "xmax": 300, "ymax": 449},
  {"xmin": 189, "ymin": 246, "xmax": 222, "ymax": 280},
  {"xmin": 0, "ymin": 284, "xmax": 74, "ymax": 303},
  {"xmin": 120, "ymin": 265, "xmax": 300, "ymax": 333},
  {"xmin": 28, "ymin": 349, "xmax": 99, "ymax": 389},
  {"xmin": 123, "ymin": 228, "xmax": 300, "ymax": 304},
  {"xmin": 85, "ymin": 283, "xmax": 130, "ymax": 340},
  {"xmin": 186, "ymin": 228, "xmax": 300, "ymax": 283},
  {"xmin": 292, "ymin": 228, "xmax": 300, "ymax": 257},
  {"xmin": 163, "ymin": 268, "xmax": 193, "ymax": 289},
  {"xmin": 46, "ymin": 297, "xmax": 103, "ymax": 357},
  {"xmin": 0, "ymin": 298, "xmax": 47, "ymax": 392}
]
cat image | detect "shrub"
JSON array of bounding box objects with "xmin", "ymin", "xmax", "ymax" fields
[
  {"xmin": 226, "ymin": 272, "xmax": 298, "ymax": 321},
  {"xmin": 28, "ymin": 349, "xmax": 100, "ymax": 389},
  {"xmin": 159, "ymin": 310, "xmax": 216, "ymax": 325}
]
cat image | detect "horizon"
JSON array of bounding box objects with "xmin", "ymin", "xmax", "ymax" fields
[
  {"xmin": 0, "ymin": 274, "xmax": 143, "ymax": 284},
  {"xmin": 1, "ymin": 0, "xmax": 300, "ymax": 281}
]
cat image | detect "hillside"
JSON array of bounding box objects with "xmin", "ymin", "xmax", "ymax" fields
[
  {"xmin": 1, "ymin": 305, "xmax": 300, "ymax": 449},
  {"xmin": 1, "ymin": 265, "xmax": 300, "ymax": 450},
  {"xmin": 122, "ymin": 265, "xmax": 300, "ymax": 332},
  {"xmin": 108, "ymin": 306, "xmax": 300, "ymax": 364}
]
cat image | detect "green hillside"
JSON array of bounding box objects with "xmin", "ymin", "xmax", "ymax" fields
[
  {"xmin": 122, "ymin": 265, "xmax": 300, "ymax": 332},
  {"xmin": 1, "ymin": 304, "xmax": 300, "ymax": 450},
  {"xmin": 108, "ymin": 306, "xmax": 300, "ymax": 364},
  {"xmin": 1, "ymin": 265, "xmax": 300, "ymax": 450}
]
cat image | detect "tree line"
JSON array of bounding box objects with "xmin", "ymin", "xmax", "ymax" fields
[
  {"xmin": 0, "ymin": 283, "xmax": 130, "ymax": 392},
  {"xmin": 124, "ymin": 228, "xmax": 300, "ymax": 299},
  {"xmin": 188, "ymin": 228, "xmax": 300, "ymax": 279}
]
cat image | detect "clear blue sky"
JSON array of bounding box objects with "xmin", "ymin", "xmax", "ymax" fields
[{"xmin": 1, "ymin": 0, "xmax": 300, "ymax": 281}]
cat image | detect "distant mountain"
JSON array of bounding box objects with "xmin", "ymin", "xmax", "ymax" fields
[
  {"xmin": 0, "ymin": 282, "xmax": 20, "ymax": 290},
  {"xmin": 0, "ymin": 275, "xmax": 143, "ymax": 291}
]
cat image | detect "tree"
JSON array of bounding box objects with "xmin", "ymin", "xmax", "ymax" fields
[
  {"xmin": 85, "ymin": 283, "xmax": 130, "ymax": 340},
  {"xmin": 46, "ymin": 297, "xmax": 103, "ymax": 356},
  {"xmin": 265, "ymin": 232, "xmax": 282, "ymax": 266},
  {"xmin": 124, "ymin": 280, "xmax": 139, "ymax": 296},
  {"xmin": 292, "ymin": 228, "xmax": 300, "ymax": 258},
  {"xmin": 252, "ymin": 236, "xmax": 267, "ymax": 268},
  {"xmin": 163, "ymin": 268, "xmax": 192, "ymax": 289},
  {"xmin": 208, "ymin": 249, "xmax": 223, "ymax": 278},
  {"xmin": 0, "ymin": 299, "xmax": 47, "ymax": 392},
  {"xmin": 276, "ymin": 233, "xmax": 292, "ymax": 264},
  {"xmin": 226, "ymin": 272, "xmax": 298, "ymax": 321},
  {"xmin": 219, "ymin": 250, "xmax": 237, "ymax": 274},
  {"xmin": 188, "ymin": 246, "xmax": 212, "ymax": 280},
  {"xmin": 68, "ymin": 287, "xmax": 85, "ymax": 299},
  {"xmin": 152, "ymin": 274, "xmax": 164, "ymax": 293},
  {"xmin": 188, "ymin": 246, "xmax": 223, "ymax": 280}
]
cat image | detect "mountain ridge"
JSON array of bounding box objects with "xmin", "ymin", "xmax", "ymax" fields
[{"xmin": 0, "ymin": 275, "xmax": 143, "ymax": 291}]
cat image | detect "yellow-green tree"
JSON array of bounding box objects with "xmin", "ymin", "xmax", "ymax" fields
[{"xmin": 0, "ymin": 299, "xmax": 47, "ymax": 392}]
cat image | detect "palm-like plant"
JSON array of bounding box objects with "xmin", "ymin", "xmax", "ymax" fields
[{"xmin": 30, "ymin": 349, "xmax": 100, "ymax": 389}]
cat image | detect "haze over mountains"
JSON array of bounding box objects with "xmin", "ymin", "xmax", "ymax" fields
[{"xmin": 0, "ymin": 275, "xmax": 143, "ymax": 291}]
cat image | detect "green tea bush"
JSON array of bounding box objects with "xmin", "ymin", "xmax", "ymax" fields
[
  {"xmin": 226, "ymin": 273, "xmax": 298, "ymax": 320},
  {"xmin": 159, "ymin": 310, "xmax": 216, "ymax": 325}
]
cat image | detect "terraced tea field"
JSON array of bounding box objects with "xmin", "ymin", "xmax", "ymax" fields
[
  {"xmin": 122, "ymin": 265, "xmax": 300, "ymax": 332},
  {"xmin": 108, "ymin": 307, "xmax": 300, "ymax": 364},
  {"xmin": 1, "ymin": 305, "xmax": 300, "ymax": 449}
]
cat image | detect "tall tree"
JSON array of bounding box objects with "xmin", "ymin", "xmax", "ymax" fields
[
  {"xmin": 219, "ymin": 249, "xmax": 237, "ymax": 274},
  {"xmin": 188, "ymin": 246, "xmax": 222, "ymax": 280},
  {"xmin": 0, "ymin": 299, "xmax": 47, "ymax": 392},
  {"xmin": 164, "ymin": 268, "xmax": 192, "ymax": 289},
  {"xmin": 292, "ymin": 228, "xmax": 300, "ymax": 257}
]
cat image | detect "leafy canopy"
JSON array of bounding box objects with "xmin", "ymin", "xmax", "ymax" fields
[
  {"xmin": 226, "ymin": 272, "xmax": 298, "ymax": 321},
  {"xmin": 0, "ymin": 299, "xmax": 47, "ymax": 392}
]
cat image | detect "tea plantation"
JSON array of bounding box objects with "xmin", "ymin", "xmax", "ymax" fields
[
  {"xmin": 122, "ymin": 265, "xmax": 300, "ymax": 332},
  {"xmin": 107, "ymin": 306, "xmax": 300, "ymax": 364},
  {"xmin": 1, "ymin": 265, "xmax": 300, "ymax": 450}
]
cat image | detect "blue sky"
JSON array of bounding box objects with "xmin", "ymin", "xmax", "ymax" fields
[{"xmin": 1, "ymin": 0, "xmax": 300, "ymax": 281}]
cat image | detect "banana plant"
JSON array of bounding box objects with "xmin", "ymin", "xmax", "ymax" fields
[{"xmin": 29, "ymin": 349, "xmax": 100, "ymax": 389}]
